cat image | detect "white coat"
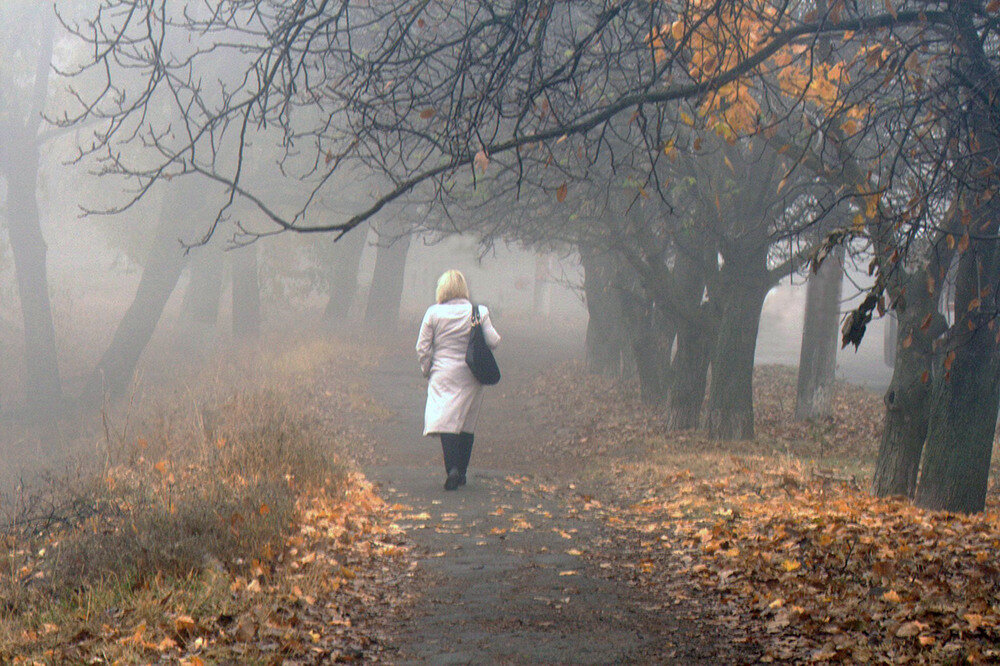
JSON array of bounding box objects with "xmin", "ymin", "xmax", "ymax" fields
[{"xmin": 416, "ymin": 298, "xmax": 501, "ymax": 436}]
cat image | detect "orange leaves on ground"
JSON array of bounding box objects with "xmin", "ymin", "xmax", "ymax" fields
[
  {"xmin": 526, "ymin": 360, "xmax": 1000, "ymax": 661},
  {"xmin": 6, "ymin": 472, "xmax": 408, "ymax": 664},
  {"xmin": 608, "ymin": 462, "xmax": 1000, "ymax": 663}
]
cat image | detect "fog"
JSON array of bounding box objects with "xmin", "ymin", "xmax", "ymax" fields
[
  {"xmin": 13, "ymin": 2, "xmax": 1000, "ymax": 662},
  {"xmin": 0, "ymin": 0, "xmax": 897, "ymax": 480}
]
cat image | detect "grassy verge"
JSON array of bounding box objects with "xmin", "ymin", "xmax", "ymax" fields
[{"xmin": 0, "ymin": 336, "xmax": 406, "ymax": 663}]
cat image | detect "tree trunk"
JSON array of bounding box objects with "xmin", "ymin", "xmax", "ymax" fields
[
  {"xmin": 883, "ymin": 313, "xmax": 897, "ymax": 368},
  {"xmin": 665, "ymin": 251, "xmax": 712, "ymax": 429},
  {"xmin": 580, "ymin": 248, "xmax": 626, "ymax": 376},
  {"xmin": 231, "ymin": 244, "xmax": 260, "ymax": 340},
  {"xmin": 84, "ymin": 180, "xmax": 205, "ymax": 403},
  {"xmin": 794, "ymin": 246, "xmax": 844, "ymax": 420},
  {"xmin": 667, "ymin": 310, "xmax": 712, "ymax": 429},
  {"xmin": 914, "ymin": 236, "xmax": 1000, "ymax": 513},
  {"xmin": 905, "ymin": 2, "xmax": 1000, "ymax": 513},
  {"xmin": 1, "ymin": 12, "xmax": 61, "ymax": 417},
  {"xmin": 872, "ymin": 281, "xmax": 945, "ymax": 498},
  {"xmin": 619, "ymin": 283, "xmax": 672, "ymax": 405},
  {"xmin": 914, "ymin": 325, "xmax": 1000, "ymax": 513},
  {"xmin": 181, "ymin": 245, "xmax": 225, "ymax": 325},
  {"xmin": 705, "ymin": 262, "xmax": 769, "ymax": 441},
  {"xmin": 322, "ymin": 226, "xmax": 367, "ymax": 324},
  {"xmin": 911, "ymin": 0, "xmax": 1000, "ymax": 514},
  {"xmin": 364, "ymin": 223, "xmax": 411, "ymax": 332},
  {"xmin": 4, "ymin": 132, "xmax": 62, "ymax": 415}
]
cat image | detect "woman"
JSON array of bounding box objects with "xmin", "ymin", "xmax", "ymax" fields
[{"xmin": 416, "ymin": 269, "xmax": 501, "ymax": 490}]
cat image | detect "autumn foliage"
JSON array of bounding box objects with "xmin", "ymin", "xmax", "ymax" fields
[{"xmin": 613, "ymin": 463, "xmax": 1000, "ymax": 663}]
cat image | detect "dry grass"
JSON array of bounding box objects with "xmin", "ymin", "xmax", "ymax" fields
[{"xmin": 0, "ymin": 334, "xmax": 395, "ymax": 662}]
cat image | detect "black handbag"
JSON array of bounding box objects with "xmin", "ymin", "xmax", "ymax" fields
[{"xmin": 466, "ymin": 304, "xmax": 501, "ymax": 385}]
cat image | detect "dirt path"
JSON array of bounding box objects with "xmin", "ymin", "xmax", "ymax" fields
[{"xmin": 355, "ymin": 328, "xmax": 747, "ymax": 664}]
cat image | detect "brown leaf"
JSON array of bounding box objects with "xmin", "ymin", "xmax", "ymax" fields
[
  {"xmin": 556, "ymin": 183, "xmax": 568, "ymax": 203},
  {"xmin": 419, "ymin": 108, "xmax": 436, "ymax": 119},
  {"xmin": 474, "ymin": 149, "xmax": 489, "ymax": 173}
]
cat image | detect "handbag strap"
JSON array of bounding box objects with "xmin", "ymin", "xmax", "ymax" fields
[{"xmin": 470, "ymin": 302, "xmax": 481, "ymax": 326}]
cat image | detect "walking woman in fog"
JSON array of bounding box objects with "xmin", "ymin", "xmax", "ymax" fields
[{"xmin": 416, "ymin": 270, "xmax": 501, "ymax": 490}]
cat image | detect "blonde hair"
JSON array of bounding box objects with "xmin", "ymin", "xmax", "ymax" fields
[{"xmin": 435, "ymin": 269, "xmax": 470, "ymax": 303}]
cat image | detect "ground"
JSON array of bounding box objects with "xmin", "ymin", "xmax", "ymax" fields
[
  {"xmin": 344, "ymin": 327, "xmax": 761, "ymax": 664},
  {"xmin": 6, "ymin": 325, "xmax": 999, "ymax": 663}
]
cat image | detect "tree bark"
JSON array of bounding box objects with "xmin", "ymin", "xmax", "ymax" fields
[
  {"xmin": 794, "ymin": 246, "xmax": 844, "ymax": 420},
  {"xmin": 914, "ymin": 325, "xmax": 1000, "ymax": 513},
  {"xmin": 619, "ymin": 282, "xmax": 672, "ymax": 405},
  {"xmin": 84, "ymin": 179, "xmax": 206, "ymax": 402},
  {"xmin": 667, "ymin": 310, "xmax": 712, "ymax": 429},
  {"xmin": 231, "ymin": 244, "xmax": 260, "ymax": 340},
  {"xmin": 580, "ymin": 248, "xmax": 626, "ymax": 376},
  {"xmin": 912, "ymin": 4, "xmax": 1000, "ymax": 514},
  {"xmin": 872, "ymin": 280, "xmax": 945, "ymax": 499},
  {"xmin": 4, "ymin": 132, "xmax": 62, "ymax": 415},
  {"xmin": 1, "ymin": 11, "xmax": 61, "ymax": 416},
  {"xmin": 665, "ymin": 251, "xmax": 713, "ymax": 429},
  {"xmin": 364, "ymin": 222, "xmax": 411, "ymax": 332},
  {"xmin": 322, "ymin": 226, "xmax": 367, "ymax": 324},
  {"xmin": 705, "ymin": 259, "xmax": 770, "ymax": 441},
  {"xmin": 883, "ymin": 313, "xmax": 897, "ymax": 368},
  {"xmin": 914, "ymin": 232, "xmax": 1000, "ymax": 513}
]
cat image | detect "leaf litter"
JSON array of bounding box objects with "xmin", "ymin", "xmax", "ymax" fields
[{"xmin": 512, "ymin": 361, "xmax": 1000, "ymax": 664}]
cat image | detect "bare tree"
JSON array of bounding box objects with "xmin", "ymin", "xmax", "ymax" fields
[
  {"xmin": 60, "ymin": 0, "xmax": 1000, "ymax": 510},
  {"xmin": 1, "ymin": 2, "xmax": 62, "ymax": 416}
]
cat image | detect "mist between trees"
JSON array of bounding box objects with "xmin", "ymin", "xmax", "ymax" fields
[{"xmin": 1, "ymin": 0, "xmax": 1000, "ymax": 515}]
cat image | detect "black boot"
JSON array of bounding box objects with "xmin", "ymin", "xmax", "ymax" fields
[
  {"xmin": 457, "ymin": 432, "xmax": 474, "ymax": 485},
  {"xmin": 441, "ymin": 434, "xmax": 462, "ymax": 490}
]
